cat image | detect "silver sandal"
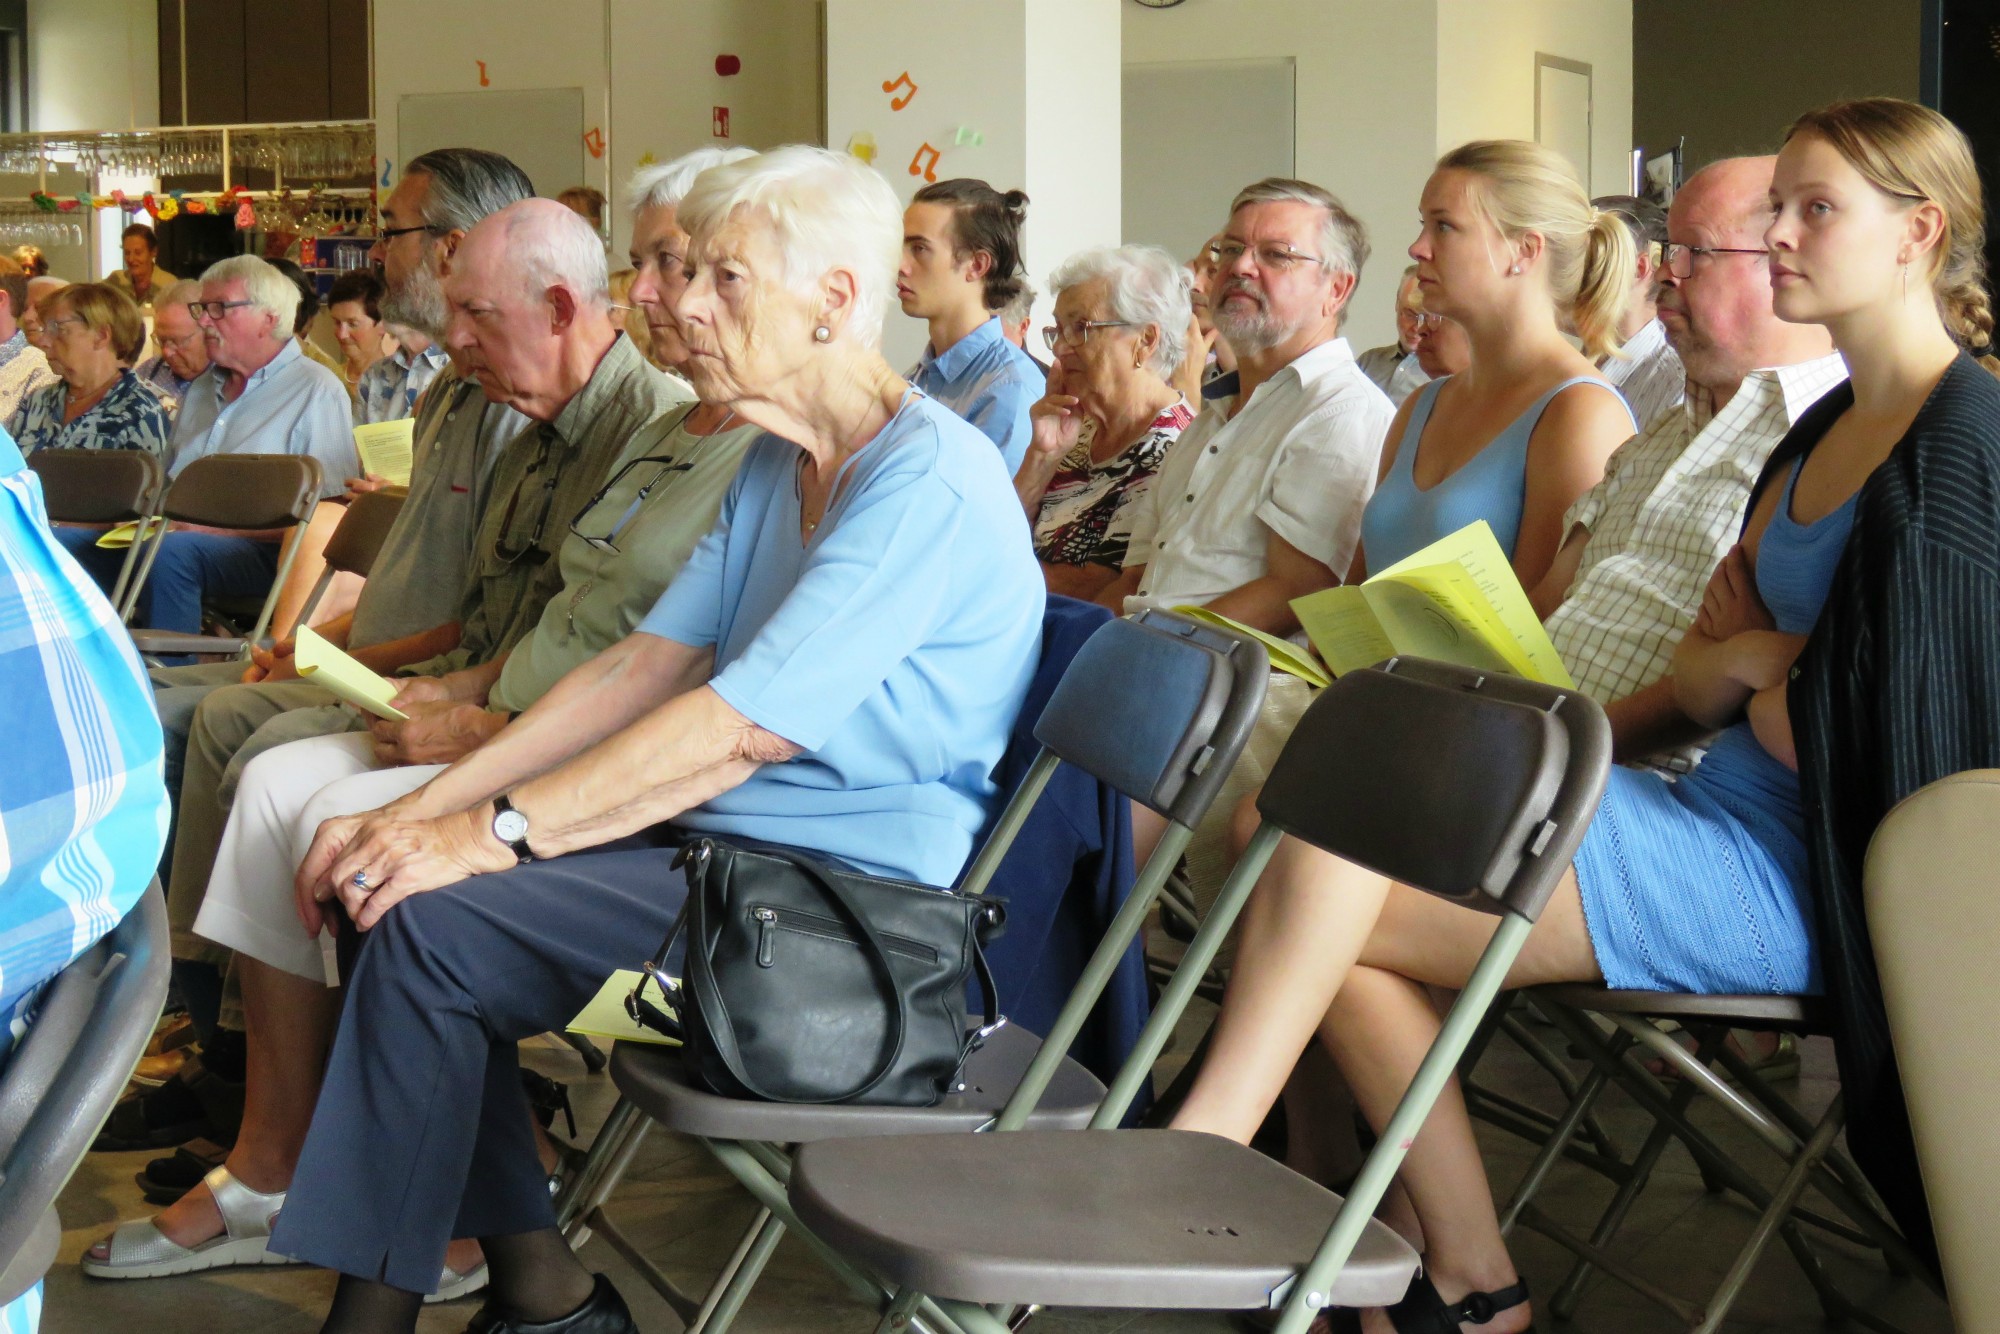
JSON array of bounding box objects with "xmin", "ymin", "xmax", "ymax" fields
[{"xmin": 82, "ymin": 1166, "xmax": 290, "ymax": 1279}]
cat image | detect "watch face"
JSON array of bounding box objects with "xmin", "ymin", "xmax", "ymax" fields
[{"xmin": 493, "ymin": 807, "xmax": 530, "ymax": 844}]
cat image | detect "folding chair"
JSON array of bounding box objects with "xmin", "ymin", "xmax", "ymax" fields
[
  {"xmin": 554, "ymin": 609, "xmax": 1270, "ymax": 1332},
  {"xmin": 0, "ymin": 883, "xmax": 170, "ymax": 1307},
  {"xmin": 25, "ymin": 447, "xmax": 164, "ymax": 619},
  {"xmin": 1865, "ymin": 770, "xmax": 2000, "ymax": 1332},
  {"xmin": 787, "ymin": 657, "xmax": 1610, "ymax": 1334},
  {"xmin": 122, "ymin": 453, "xmax": 323, "ymax": 662},
  {"xmin": 1505, "ymin": 982, "xmax": 1936, "ymax": 1329}
]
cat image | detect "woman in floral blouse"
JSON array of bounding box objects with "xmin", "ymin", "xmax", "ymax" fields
[
  {"xmin": 1014, "ymin": 245, "xmax": 1195, "ymax": 601},
  {"xmin": 10, "ymin": 283, "xmax": 171, "ymax": 456}
]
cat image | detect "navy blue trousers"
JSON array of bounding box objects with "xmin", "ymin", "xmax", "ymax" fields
[{"xmin": 268, "ymin": 827, "xmax": 688, "ymax": 1293}]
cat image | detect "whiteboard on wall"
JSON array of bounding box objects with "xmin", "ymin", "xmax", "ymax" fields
[
  {"xmin": 1122, "ymin": 59, "xmax": 1295, "ymax": 263},
  {"xmin": 397, "ymin": 89, "xmax": 586, "ymax": 200}
]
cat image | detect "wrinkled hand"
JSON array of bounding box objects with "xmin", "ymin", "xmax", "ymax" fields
[
  {"xmin": 1695, "ymin": 545, "xmax": 1775, "ymax": 641},
  {"xmin": 241, "ymin": 638, "xmax": 299, "ymax": 684},
  {"xmin": 344, "ymin": 473, "xmax": 391, "ymax": 500},
  {"xmin": 295, "ymin": 804, "xmax": 510, "ymax": 934},
  {"xmin": 386, "ymin": 676, "xmax": 454, "ymax": 712},
  {"xmin": 1027, "ymin": 368, "xmax": 1086, "ymax": 465},
  {"xmin": 368, "ymin": 700, "xmax": 505, "ymax": 766}
]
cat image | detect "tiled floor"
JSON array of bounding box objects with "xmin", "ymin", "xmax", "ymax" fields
[{"xmin": 44, "ymin": 1010, "xmax": 1954, "ymax": 1333}]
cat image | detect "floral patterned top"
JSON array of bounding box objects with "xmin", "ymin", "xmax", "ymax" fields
[
  {"xmin": 1032, "ymin": 399, "xmax": 1194, "ymax": 569},
  {"xmin": 9, "ymin": 370, "xmax": 174, "ymax": 456}
]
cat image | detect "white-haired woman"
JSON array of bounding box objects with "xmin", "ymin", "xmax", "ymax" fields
[
  {"xmin": 1015, "ymin": 244, "xmax": 1193, "ymax": 601},
  {"xmin": 215, "ymin": 146, "xmax": 1041, "ymax": 1333}
]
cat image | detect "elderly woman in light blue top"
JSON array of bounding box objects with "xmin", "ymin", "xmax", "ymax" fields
[{"xmin": 253, "ymin": 146, "xmax": 1043, "ymax": 1328}]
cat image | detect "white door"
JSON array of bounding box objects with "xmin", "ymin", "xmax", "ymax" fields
[{"xmin": 1535, "ymin": 56, "xmax": 1593, "ymax": 194}]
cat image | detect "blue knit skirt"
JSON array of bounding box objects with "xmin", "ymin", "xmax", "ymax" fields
[{"xmin": 1572, "ymin": 726, "xmax": 1820, "ymax": 995}]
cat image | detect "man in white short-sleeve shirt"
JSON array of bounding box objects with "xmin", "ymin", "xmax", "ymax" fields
[{"xmin": 1101, "ymin": 178, "xmax": 1394, "ymax": 635}]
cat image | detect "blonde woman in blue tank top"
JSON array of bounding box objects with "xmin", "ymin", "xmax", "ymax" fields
[
  {"xmin": 1168, "ymin": 110, "xmax": 1993, "ymax": 1331},
  {"xmin": 1350, "ymin": 141, "xmax": 1638, "ymax": 595}
]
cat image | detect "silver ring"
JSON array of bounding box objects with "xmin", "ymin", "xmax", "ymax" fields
[{"xmin": 352, "ymin": 869, "xmax": 370, "ymax": 889}]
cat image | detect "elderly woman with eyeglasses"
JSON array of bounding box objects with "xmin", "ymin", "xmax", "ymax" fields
[
  {"xmin": 9, "ymin": 282, "xmax": 171, "ymax": 455},
  {"xmin": 1014, "ymin": 245, "xmax": 1195, "ymax": 601},
  {"xmin": 162, "ymin": 146, "xmax": 1042, "ymax": 1333}
]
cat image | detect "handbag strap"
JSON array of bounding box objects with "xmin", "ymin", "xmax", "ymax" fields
[{"xmin": 689, "ymin": 843, "xmax": 914, "ymax": 1104}]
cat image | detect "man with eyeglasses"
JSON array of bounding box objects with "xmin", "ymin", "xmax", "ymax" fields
[
  {"xmin": 134, "ymin": 279, "xmax": 211, "ymax": 415},
  {"xmin": 1353, "ymin": 265, "xmax": 1431, "ymax": 406},
  {"xmin": 1098, "ymin": 177, "xmax": 1394, "ymax": 635},
  {"xmin": 0, "ymin": 255, "xmax": 56, "ymax": 425},
  {"xmin": 1528, "ymin": 156, "xmax": 1846, "ymax": 773}
]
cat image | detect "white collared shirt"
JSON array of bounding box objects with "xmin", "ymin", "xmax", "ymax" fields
[
  {"xmin": 1120, "ymin": 337, "xmax": 1393, "ymax": 612},
  {"xmin": 1548, "ymin": 351, "xmax": 1849, "ymax": 770},
  {"xmin": 1601, "ymin": 317, "xmax": 1686, "ymax": 433}
]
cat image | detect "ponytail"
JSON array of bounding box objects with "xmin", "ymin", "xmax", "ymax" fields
[{"xmin": 1574, "ymin": 209, "xmax": 1637, "ymax": 360}]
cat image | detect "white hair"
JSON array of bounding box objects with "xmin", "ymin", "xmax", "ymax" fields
[
  {"xmin": 500, "ymin": 201, "xmax": 611, "ymax": 309},
  {"xmin": 678, "ymin": 144, "xmax": 903, "ymax": 350},
  {"xmin": 155, "ymin": 278, "xmax": 203, "ymax": 311},
  {"xmin": 626, "ymin": 146, "xmax": 760, "ymax": 217},
  {"xmin": 201, "ymin": 255, "xmax": 299, "ymax": 333},
  {"xmin": 1048, "ymin": 244, "xmax": 1192, "ymax": 380},
  {"xmin": 998, "ymin": 280, "xmax": 1036, "ymax": 327}
]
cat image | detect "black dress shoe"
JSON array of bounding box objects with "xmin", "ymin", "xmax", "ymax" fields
[{"xmin": 464, "ymin": 1274, "xmax": 637, "ymax": 1334}]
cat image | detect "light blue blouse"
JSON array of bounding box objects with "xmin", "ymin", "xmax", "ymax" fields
[
  {"xmin": 638, "ymin": 393, "xmax": 1044, "ymax": 887},
  {"xmin": 910, "ymin": 317, "xmax": 1044, "ymax": 474}
]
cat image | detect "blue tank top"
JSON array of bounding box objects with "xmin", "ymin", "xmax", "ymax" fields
[
  {"xmin": 1359, "ymin": 375, "xmax": 1632, "ymax": 570},
  {"xmin": 1683, "ymin": 458, "xmax": 1860, "ymax": 819}
]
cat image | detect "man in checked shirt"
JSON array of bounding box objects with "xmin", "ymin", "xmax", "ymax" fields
[{"xmin": 1529, "ymin": 155, "xmax": 1847, "ymax": 773}]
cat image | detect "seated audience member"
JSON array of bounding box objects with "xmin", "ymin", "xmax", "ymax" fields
[
  {"xmin": 1594, "ymin": 193, "xmax": 1685, "ymax": 429},
  {"xmin": 999, "ymin": 280, "xmax": 1054, "ymax": 377},
  {"xmin": 1171, "ymin": 98, "xmax": 2000, "ymax": 1325},
  {"xmin": 109, "ymin": 222, "xmax": 177, "ymax": 306},
  {"xmin": 21, "ymin": 278, "xmax": 67, "ymax": 352},
  {"xmin": 1014, "ymin": 245, "xmax": 1193, "ymax": 601},
  {"xmin": 1532, "ymin": 156, "xmax": 1844, "ymax": 768},
  {"xmin": 326, "ymin": 270, "xmax": 392, "ymax": 400},
  {"xmin": 0, "ymin": 430, "xmax": 170, "ymax": 1334},
  {"xmin": 1187, "ymin": 233, "xmax": 1237, "ymax": 397},
  {"xmin": 354, "ymin": 318, "xmax": 447, "ymax": 427},
  {"xmin": 12, "ymin": 243, "xmax": 46, "ymax": 276},
  {"xmin": 1355, "ymin": 265, "xmax": 1431, "ymax": 405},
  {"xmin": 1408, "ymin": 308, "xmax": 1470, "ymax": 380},
  {"xmin": 0, "ymin": 259, "xmax": 54, "ymax": 422},
  {"xmin": 199, "ymin": 144, "xmax": 1031, "ymax": 1332},
  {"xmin": 9, "ymin": 283, "xmax": 172, "ymax": 455},
  {"xmin": 607, "ymin": 268, "xmax": 655, "ymax": 371},
  {"xmin": 1098, "ymin": 177, "xmax": 1394, "ymax": 636},
  {"xmin": 88, "ymin": 149, "xmax": 760, "ymax": 1291},
  {"xmin": 557, "ymin": 184, "xmax": 607, "ymax": 235},
  {"xmin": 135, "ymin": 279, "xmax": 211, "ymax": 415},
  {"xmin": 901, "ymin": 177, "xmax": 1045, "ymax": 470},
  {"xmin": 271, "ymin": 258, "xmax": 347, "ymax": 381},
  {"xmin": 1353, "ymin": 141, "xmax": 1636, "ymax": 594},
  {"xmin": 54, "ymin": 257, "xmax": 356, "ymax": 636}
]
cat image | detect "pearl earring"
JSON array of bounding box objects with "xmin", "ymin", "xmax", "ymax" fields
[
  {"xmin": 813, "ymin": 326, "xmax": 831, "ymax": 343},
  {"xmin": 1509, "ymin": 263, "xmax": 1521, "ymax": 276}
]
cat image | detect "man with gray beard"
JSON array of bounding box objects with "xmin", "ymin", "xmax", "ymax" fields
[{"xmin": 1096, "ymin": 177, "xmax": 1394, "ymax": 635}]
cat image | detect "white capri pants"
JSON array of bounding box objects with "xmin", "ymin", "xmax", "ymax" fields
[{"xmin": 193, "ymin": 731, "xmax": 446, "ymax": 985}]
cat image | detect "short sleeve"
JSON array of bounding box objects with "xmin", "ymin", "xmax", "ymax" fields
[
  {"xmin": 1252, "ymin": 401, "xmax": 1387, "ymax": 573},
  {"xmin": 707, "ymin": 461, "xmax": 964, "ymax": 751},
  {"xmin": 635, "ymin": 466, "xmax": 744, "ymax": 650}
]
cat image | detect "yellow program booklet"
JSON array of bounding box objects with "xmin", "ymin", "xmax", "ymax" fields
[
  {"xmin": 352, "ymin": 418, "xmax": 415, "ymax": 487},
  {"xmin": 294, "ymin": 625, "xmax": 410, "ymax": 720},
  {"xmin": 1171, "ymin": 605, "xmax": 1331, "ymax": 688},
  {"xmin": 1289, "ymin": 521, "xmax": 1576, "ymax": 688},
  {"xmin": 93, "ymin": 516, "xmax": 168, "ymax": 549}
]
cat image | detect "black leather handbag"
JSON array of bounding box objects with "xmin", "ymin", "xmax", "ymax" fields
[{"xmin": 631, "ymin": 837, "xmax": 1008, "ymax": 1106}]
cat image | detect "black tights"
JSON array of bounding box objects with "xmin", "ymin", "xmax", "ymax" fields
[{"xmin": 319, "ymin": 1227, "xmax": 595, "ymax": 1334}]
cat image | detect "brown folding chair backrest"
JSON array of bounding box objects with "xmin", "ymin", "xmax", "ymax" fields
[
  {"xmin": 319, "ymin": 489, "xmax": 406, "ymax": 580},
  {"xmin": 160, "ymin": 454, "xmax": 321, "ymax": 529},
  {"xmin": 26, "ymin": 449, "xmax": 162, "ymax": 525}
]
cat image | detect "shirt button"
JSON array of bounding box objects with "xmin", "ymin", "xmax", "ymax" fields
[
  {"xmin": 1157, "ymin": 541, "xmax": 1166, "ymax": 549},
  {"xmin": 1185, "ymin": 494, "xmax": 1194, "ymax": 502},
  {"xmin": 1209, "ymin": 445, "xmax": 1218, "ymax": 454}
]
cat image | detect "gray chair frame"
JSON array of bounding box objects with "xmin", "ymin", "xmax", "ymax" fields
[
  {"xmin": 784, "ymin": 658, "xmax": 1612, "ymax": 1334},
  {"xmin": 1501, "ymin": 983, "xmax": 1935, "ymax": 1332},
  {"xmin": 25, "ymin": 447, "xmax": 165, "ymax": 621},
  {"xmin": 553, "ymin": 609, "xmax": 1270, "ymax": 1333},
  {"xmin": 0, "ymin": 883, "xmax": 170, "ymax": 1303},
  {"xmin": 122, "ymin": 453, "xmax": 323, "ymax": 662}
]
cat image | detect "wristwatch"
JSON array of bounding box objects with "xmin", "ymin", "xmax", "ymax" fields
[{"xmin": 491, "ymin": 794, "xmax": 535, "ymax": 864}]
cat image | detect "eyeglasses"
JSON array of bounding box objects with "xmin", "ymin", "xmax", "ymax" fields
[
  {"xmin": 1663, "ymin": 242, "xmax": 1767, "ymax": 280},
  {"xmin": 193, "ymin": 299, "xmax": 255, "ymax": 321},
  {"xmin": 155, "ymin": 328, "xmax": 204, "ymax": 350},
  {"xmin": 1413, "ymin": 312, "xmax": 1447, "ymax": 331},
  {"xmin": 1214, "ymin": 241, "xmax": 1327, "ymax": 273},
  {"xmin": 1041, "ymin": 319, "xmax": 1134, "ymax": 351},
  {"xmin": 493, "ymin": 431, "xmax": 572, "ymax": 564},
  {"xmin": 43, "ymin": 316, "xmax": 85, "ymax": 337},
  {"xmin": 375, "ymin": 223, "xmax": 439, "ymax": 244},
  {"xmin": 569, "ymin": 454, "xmax": 693, "ymax": 553}
]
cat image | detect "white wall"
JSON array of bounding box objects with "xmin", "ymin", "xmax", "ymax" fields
[
  {"xmin": 1435, "ymin": 0, "xmax": 1634, "ymax": 198},
  {"xmin": 26, "ymin": 0, "xmax": 158, "ymax": 133},
  {"xmin": 1023, "ymin": 0, "xmax": 1120, "ymax": 342},
  {"xmin": 1121, "ymin": 0, "xmax": 1440, "ymax": 353}
]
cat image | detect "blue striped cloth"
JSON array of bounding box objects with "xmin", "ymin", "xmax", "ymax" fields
[{"xmin": 0, "ymin": 431, "xmax": 169, "ymax": 1331}]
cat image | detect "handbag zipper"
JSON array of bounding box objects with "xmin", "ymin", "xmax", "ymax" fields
[{"xmin": 751, "ymin": 904, "xmax": 941, "ymax": 968}]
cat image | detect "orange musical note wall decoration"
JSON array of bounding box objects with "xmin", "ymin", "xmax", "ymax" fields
[
  {"xmin": 881, "ymin": 71, "xmax": 918, "ymax": 111},
  {"xmin": 908, "ymin": 142, "xmax": 940, "ymax": 183},
  {"xmin": 477, "ymin": 60, "xmax": 490, "ymax": 87},
  {"xmin": 584, "ymin": 128, "xmax": 605, "ymax": 159}
]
